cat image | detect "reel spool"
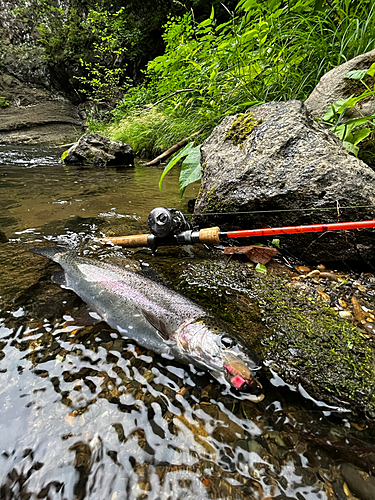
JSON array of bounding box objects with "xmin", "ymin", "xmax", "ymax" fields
[{"xmin": 147, "ymin": 207, "xmax": 191, "ymax": 238}]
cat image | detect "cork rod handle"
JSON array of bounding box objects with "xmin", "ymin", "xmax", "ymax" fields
[
  {"xmin": 102, "ymin": 234, "xmax": 150, "ymax": 247},
  {"xmin": 198, "ymin": 227, "xmax": 221, "ymax": 245}
]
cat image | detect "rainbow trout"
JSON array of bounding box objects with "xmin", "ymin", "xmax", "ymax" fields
[{"xmin": 31, "ymin": 246, "xmax": 264, "ymax": 402}]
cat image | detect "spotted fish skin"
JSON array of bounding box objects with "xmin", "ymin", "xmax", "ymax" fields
[{"xmin": 30, "ymin": 246, "xmax": 263, "ymax": 401}]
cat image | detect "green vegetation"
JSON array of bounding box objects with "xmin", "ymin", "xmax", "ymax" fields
[
  {"xmin": 12, "ymin": 0, "xmax": 375, "ymax": 187},
  {"xmin": 90, "ymin": 0, "xmax": 375, "ymax": 192},
  {"xmin": 0, "ymin": 97, "xmax": 9, "ymax": 108},
  {"xmin": 321, "ymin": 63, "xmax": 375, "ymax": 159},
  {"xmin": 225, "ymin": 112, "xmax": 262, "ymax": 146},
  {"xmin": 159, "ymin": 142, "xmax": 202, "ymax": 197}
]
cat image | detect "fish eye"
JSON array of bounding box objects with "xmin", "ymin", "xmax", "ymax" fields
[{"xmin": 221, "ymin": 335, "xmax": 236, "ymax": 349}]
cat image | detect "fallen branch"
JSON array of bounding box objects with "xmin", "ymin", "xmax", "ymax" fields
[{"xmin": 144, "ymin": 130, "xmax": 202, "ymax": 166}]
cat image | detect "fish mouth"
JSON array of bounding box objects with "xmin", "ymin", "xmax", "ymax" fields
[{"xmin": 224, "ymin": 362, "xmax": 264, "ymax": 402}]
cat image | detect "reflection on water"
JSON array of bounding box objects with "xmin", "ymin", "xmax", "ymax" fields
[{"xmin": 0, "ymin": 145, "xmax": 374, "ymax": 500}]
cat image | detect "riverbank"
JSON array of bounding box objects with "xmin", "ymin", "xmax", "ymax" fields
[{"xmin": 0, "ymin": 98, "xmax": 85, "ymax": 145}]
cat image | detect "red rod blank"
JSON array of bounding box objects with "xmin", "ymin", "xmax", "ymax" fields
[{"xmin": 225, "ymin": 220, "xmax": 375, "ymax": 239}]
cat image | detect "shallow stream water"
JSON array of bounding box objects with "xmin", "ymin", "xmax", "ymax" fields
[{"xmin": 0, "ymin": 145, "xmax": 374, "ymax": 500}]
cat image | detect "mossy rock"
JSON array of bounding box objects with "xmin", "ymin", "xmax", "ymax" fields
[
  {"xmin": 165, "ymin": 257, "xmax": 375, "ymax": 419},
  {"xmin": 225, "ymin": 112, "xmax": 262, "ymax": 147}
]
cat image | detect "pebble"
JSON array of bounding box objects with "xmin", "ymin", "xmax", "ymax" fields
[
  {"xmin": 295, "ymin": 266, "xmax": 311, "ymax": 273},
  {"xmin": 339, "ymin": 311, "xmax": 353, "ymax": 320},
  {"xmin": 341, "ymin": 463, "xmax": 375, "ymax": 500},
  {"xmin": 318, "ymin": 291, "xmax": 331, "ymax": 302},
  {"xmin": 319, "ymin": 272, "xmax": 339, "ymax": 282},
  {"xmin": 363, "ymin": 322, "xmax": 375, "ymax": 335},
  {"xmin": 306, "ymin": 269, "xmax": 320, "ymax": 278},
  {"xmin": 338, "ymin": 298, "xmax": 348, "ymax": 309}
]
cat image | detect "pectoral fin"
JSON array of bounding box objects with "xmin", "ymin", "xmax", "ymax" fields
[
  {"xmin": 52, "ymin": 270, "xmax": 68, "ymax": 287},
  {"xmin": 142, "ymin": 310, "xmax": 171, "ymax": 341}
]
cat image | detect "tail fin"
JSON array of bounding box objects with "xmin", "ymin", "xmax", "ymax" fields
[{"xmin": 30, "ymin": 246, "xmax": 71, "ymax": 262}]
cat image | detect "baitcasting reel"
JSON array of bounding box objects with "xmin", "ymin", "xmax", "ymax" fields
[
  {"xmin": 147, "ymin": 207, "xmax": 191, "ymax": 238},
  {"xmin": 102, "ymin": 206, "xmax": 221, "ymax": 252}
]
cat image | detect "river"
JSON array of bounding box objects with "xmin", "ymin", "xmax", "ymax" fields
[{"xmin": 0, "ymin": 144, "xmax": 374, "ymax": 500}]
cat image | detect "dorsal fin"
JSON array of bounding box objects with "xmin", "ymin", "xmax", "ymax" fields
[{"xmin": 142, "ymin": 310, "xmax": 171, "ymax": 340}]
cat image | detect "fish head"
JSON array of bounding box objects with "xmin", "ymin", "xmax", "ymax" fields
[
  {"xmin": 178, "ymin": 318, "xmax": 264, "ymax": 402},
  {"xmin": 221, "ymin": 348, "xmax": 264, "ymax": 401}
]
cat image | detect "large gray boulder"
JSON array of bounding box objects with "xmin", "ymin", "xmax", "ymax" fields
[
  {"xmin": 193, "ymin": 100, "xmax": 375, "ymax": 263},
  {"xmin": 305, "ymin": 49, "xmax": 375, "ymax": 120},
  {"xmin": 63, "ymin": 133, "xmax": 134, "ymax": 167}
]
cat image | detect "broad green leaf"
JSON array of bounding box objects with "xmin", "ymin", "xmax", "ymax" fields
[
  {"xmin": 366, "ymin": 62, "xmax": 375, "ymax": 77},
  {"xmin": 334, "ymin": 122, "xmax": 356, "ymax": 140},
  {"xmin": 199, "ymin": 18, "xmax": 212, "ymax": 28},
  {"xmin": 349, "ymin": 127, "xmax": 372, "ymax": 145},
  {"xmin": 323, "ymin": 98, "xmax": 352, "ymax": 121},
  {"xmin": 323, "ymin": 103, "xmax": 338, "ymax": 122},
  {"xmin": 179, "ymin": 145, "xmax": 202, "ymax": 197},
  {"xmin": 342, "ymin": 141, "xmax": 359, "ymax": 156},
  {"xmin": 344, "ymin": 69, "xmax": 368, "ymax": 80},
  {"xmin": 159, "ymin": 142, "xmax": 195, "ymax": 191},
  {"xmin": 338, "ymin": 115, "xmax": 375, "ymax": 127},
  {"xmin": 236, "ymin": 0, "xmax": 258, "ymax": 13},
  {"xmin": 255, "ymin": 263, "xmax": 267, "ymax": 274}
]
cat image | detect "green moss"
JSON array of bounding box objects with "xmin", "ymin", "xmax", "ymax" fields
[
  {"xmin": 0, "ymin": 96, "xmax": 9, "ymax": 108},
  {"xmin": 225, "ymin": 112, "xmax": 262, "ymax": 147},
  {"xmin": 162, "ymin": 257, "xmax": 375, "ymax": 418},
  {"xmin": 258, "ymin": 276, "xmax": 375, "ymax": 415}
]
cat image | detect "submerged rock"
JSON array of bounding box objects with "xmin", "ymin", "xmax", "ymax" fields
[
  {"xmin": 169, "ymin": 256, "xmax": 375, "ymax": 420},
  {"xmin": 341, "ymin": 463, "xmax": 375, "ymax": 500},
  {"xmin": 63, "ymin": 133, "xmax": 134, "ymax": 167},
  {"xmin": 0, "ymin": 229, "xmax": 7, "ymax": 243},
  {"xmin": 193, "ymin": 100, "xmax": 375, "ymax": 263}
]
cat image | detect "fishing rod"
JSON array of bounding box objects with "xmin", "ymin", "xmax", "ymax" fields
[{"xmin": 101, "ymin": 206, "xmax": 375, "ymax": 252}]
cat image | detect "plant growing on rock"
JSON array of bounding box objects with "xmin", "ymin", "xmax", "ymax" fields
[
  {"xmin": 0, "ymin": 97, "xmax": 9, "ymax": 108},
  {"xmin": 322, "ymin": 63, "xmax": 375, "ymax": 157}
]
